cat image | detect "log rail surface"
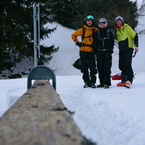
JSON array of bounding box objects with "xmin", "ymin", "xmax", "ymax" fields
[{"xmin": 0, "ymin": 80, "xmax": 96, "ymax": 145}]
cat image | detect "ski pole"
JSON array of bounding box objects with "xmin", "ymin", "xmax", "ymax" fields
[{"xmin": 132, "ymin": 52, "xmax": 136, "ymax": 57}]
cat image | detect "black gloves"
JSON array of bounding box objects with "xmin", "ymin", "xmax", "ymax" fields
[{"xmin": 76, "ymin": 41, "xmax": 84, "ymax": 47}]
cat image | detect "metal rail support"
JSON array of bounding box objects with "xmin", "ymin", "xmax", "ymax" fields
[
  {"xmin": 33, "ymin": 3, "xmax": 40, "ymax": 67},
  {"xmin": 27, "ymin": 66, "xmax": 56, "ymax": 90}
]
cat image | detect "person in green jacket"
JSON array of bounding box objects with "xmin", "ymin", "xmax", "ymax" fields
[{"xmin": 115, "ymin": 16, "xmax": 139, "ymax": 88}]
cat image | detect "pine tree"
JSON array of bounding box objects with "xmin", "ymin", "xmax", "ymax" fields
[
  {"xmin": 51, "ymin": 0, "xmax": 138, "ymax": 30},
  {"xmin": 0, "ymin": 0, "xmax": 58, "ymax": 71}
]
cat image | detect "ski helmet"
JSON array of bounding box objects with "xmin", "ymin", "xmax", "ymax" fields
[
  {"xmin": 115, "ymin": 16, "xmax": 124, "ymax": 22},
  {"xmin": 85, "ymin": 15, "xmax": 94, "ymax": 21},
  {"xmin": 98, "ymin": 18, "xmax": 107, "ymax": 27}
]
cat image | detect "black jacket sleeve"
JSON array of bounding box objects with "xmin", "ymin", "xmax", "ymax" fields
[
  {"xmin": 93, "ymin": 32, "xmax": 99, "ymax": 54},
  {"xmin": 134, "ymin": 34, "xmax": 138, "ymax": 47},
  {"xmin": 109, "ymin": 31, "xmax": 114, "ymax": 53}
]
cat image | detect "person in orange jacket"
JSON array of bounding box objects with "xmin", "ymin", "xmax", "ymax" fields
[{"xmin": 71, "ymin": 15, "xmax": 99, "ymax": 88}]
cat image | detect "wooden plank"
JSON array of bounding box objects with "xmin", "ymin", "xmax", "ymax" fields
[{"xmin": 0, "ymin": 80, "xmax": 94, "ymax": 145}]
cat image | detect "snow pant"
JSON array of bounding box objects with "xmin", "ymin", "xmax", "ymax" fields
[
  {"xmin": 119, "ymin": 48, "xmax": 134, "ymax": 83},
  {"xmin": 97, "ymin": 53, "xmax": 112, "ymax": 86},
  {"xmin": 79, "ymin": 51, "xmax": 97, "ymax": 84}
]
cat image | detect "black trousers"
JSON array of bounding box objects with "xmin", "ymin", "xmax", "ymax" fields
[
  {"xmin": 97, "ymin": 53, "xmax": 112, "ymax": 86},
  {"xmin": 119, "ymin": 48, "xmax": 134, "ymax": 83},
  {"xmin": 80, "ymin": 51, "xmax": 97, "ymax": 84}
]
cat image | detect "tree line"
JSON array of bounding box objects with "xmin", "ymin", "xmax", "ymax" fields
[
  {"xmin": 51, "ymin": 0, "xmax": 138, "ymax": 29},
  {"xmin": 0, "ymin": 0, "xmax": 139, "ymax": 71}
]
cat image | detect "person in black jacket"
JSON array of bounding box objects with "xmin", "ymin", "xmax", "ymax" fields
[{"xmin": 93, "ymin": 18, "xmax": 114, "ymax": 88}]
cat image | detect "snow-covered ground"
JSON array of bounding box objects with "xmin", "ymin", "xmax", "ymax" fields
[
  {"xmin": 1, "ymin": 73, "xmax": 145, "ymax": 145},
  {"xmin": 1, "ymin": 12, "xmax": 145, "ymax": 145}
]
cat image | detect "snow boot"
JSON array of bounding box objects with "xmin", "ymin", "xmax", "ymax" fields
[
  {"xmin": 83, "ymin": 82, "xmax": 90, "ymax": 88},
  {"xmin": 125, "ymin": 81, "xmax": 131, "ymax": 88},
  {"xmin": 97, "ymin": 84, "xmax": 104, "ymax": 88},
  {"xmin": 104, "ymin": 85, "xmax": 109, "ymax": 89},
  {"xmin": 117, "ymin": 82, "xmax": 126, "ymax": 87},
  {"xmin": 90, "ymin": 83, "xmax": 96, "ymax": 88}
]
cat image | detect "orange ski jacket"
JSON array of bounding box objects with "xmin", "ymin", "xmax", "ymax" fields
[{"xmin": 71, "ymin": 25, "xmax": 99, "ymax": 52}]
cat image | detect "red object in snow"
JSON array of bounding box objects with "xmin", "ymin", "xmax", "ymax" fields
[{"xmin": 112, "ymin": 73, "xmax": 122, "ymax": 80}]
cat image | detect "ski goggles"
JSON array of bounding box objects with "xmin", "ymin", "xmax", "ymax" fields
[{"xmin": 85, "ymin": 15, "xmax": 94, "ymax": 20}]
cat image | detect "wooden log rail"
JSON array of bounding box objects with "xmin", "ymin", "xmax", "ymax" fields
[{"xmin": 0, "ymin": 80, "xmax": 96, "ymax": 145}]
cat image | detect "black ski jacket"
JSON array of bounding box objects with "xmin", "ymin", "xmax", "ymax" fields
[{"xmin": 93, "ymin": 27, "xmax": 114, "ymax": 54}]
